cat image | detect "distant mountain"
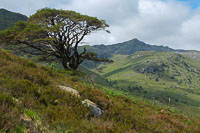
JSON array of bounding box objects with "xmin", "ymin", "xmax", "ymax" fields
[
  {"xmin": 80, "ymin": 39, "xmax": 183, "ymax": 58},
  {"xmin": 0, "ymin": 9, "xmax": 27, "ymax": 31}
]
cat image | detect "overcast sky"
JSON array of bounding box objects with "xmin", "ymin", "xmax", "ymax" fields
[{"xmin": 1, "ymin": 0, "xmax": 200, "ymax": 50}]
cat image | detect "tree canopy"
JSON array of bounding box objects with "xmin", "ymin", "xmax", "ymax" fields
[{"xmin": 0, "ymin": 8, "xmax": 111, "ymax": 69}]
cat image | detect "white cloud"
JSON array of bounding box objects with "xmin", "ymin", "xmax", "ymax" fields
[{"xmin": 1, "ymin": 0, "xmax": 200, "ymax": 50}]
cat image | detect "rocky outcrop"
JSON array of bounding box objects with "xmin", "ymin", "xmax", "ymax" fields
[
  {"xmin": 58, "ymin": 85, "xmax": 80, "ymax": 98},
  {"xmin": 140, "ymin": 63, "xmax": 165, "ymax": 74},
  {"xmin": 82, "ymin": 99, "xmax": 104, "ymax": 117}
]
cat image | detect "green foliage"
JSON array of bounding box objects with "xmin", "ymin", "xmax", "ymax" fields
[
  {"xmin": 48, "ymin": 62, "xmax": 58, "ymax": 70},
  {"xmin": 25, "ymin": 109, "xmax": 38, "ymax": 119},
  {"xmin": 0, "ymin": 93, "xmax": 21, "ymax": 132},
  {"xmin": 29, "ymin": 8, "xmax": 108, "ymax": 28}
]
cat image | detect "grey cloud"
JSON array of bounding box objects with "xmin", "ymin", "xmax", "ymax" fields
[{"xmin": 58, "ymin": 0, "xmax": 139, "ymax": 24}]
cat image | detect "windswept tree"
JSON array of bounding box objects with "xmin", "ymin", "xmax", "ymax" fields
[{"xmin": 0, "ymin": 8, "xmax": 111, "ymax": 69}]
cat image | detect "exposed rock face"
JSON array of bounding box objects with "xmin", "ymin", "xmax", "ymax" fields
[
  {"xmin": 82, "ymin": 99, "xmax": 104, "ymax": 117},
  {"xmin": 58, "ymin": 85, "xmax": 80, "ymax": 98}
]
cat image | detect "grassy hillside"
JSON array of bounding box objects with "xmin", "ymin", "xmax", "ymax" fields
[
  {"xmin": 1, "ymin": 49, "xmax": 200, "ymax": 132},
  {"xmin": 0, "ymin": 9, "xmax": 27, "ymax": 31},
  {"xmin": 91, "ymin": 51, "xmax": 200, "ymax": 117}
]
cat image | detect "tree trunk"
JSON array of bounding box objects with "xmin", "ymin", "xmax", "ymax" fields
[
  {"xmin": 61, "ymin": 50, "xmax": 81, "ymax": 70},
  {"xmin": 62, "ymin": 58, "xmax": 80, "ymax": 70}
]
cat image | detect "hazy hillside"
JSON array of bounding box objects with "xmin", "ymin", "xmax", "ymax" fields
[
  {"xmin": 181, "ymin": 50, "xmax": 200, "ymax": 60},
  {"xmin": 0, "ymin": 9, "xmax": 27, "ymax": 31}
]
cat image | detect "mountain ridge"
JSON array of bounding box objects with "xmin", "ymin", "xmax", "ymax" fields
[{"xmin": 80, "ymin": 38, "xmax": 187, "ymax": 59}]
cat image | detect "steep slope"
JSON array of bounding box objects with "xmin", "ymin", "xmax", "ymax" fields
[
  {"xmin": 1, "ymin": 49, "xmax": 200, "ymax": 132},
  {"xmin": 0, "ymin": 9, "xmax": 27, "ymax": 31},
  {"xmin": 91, "ymin": 51, "xmax": 200, "ymax": 117}
]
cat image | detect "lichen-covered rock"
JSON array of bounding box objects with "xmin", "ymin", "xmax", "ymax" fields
[
  {"xmin": 58, "ymin": 85, "xmax": 80, "ymax": 98},
  {"xmin": 82, "ymin": 99, "xmax": 104, "ymax": 117}
]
